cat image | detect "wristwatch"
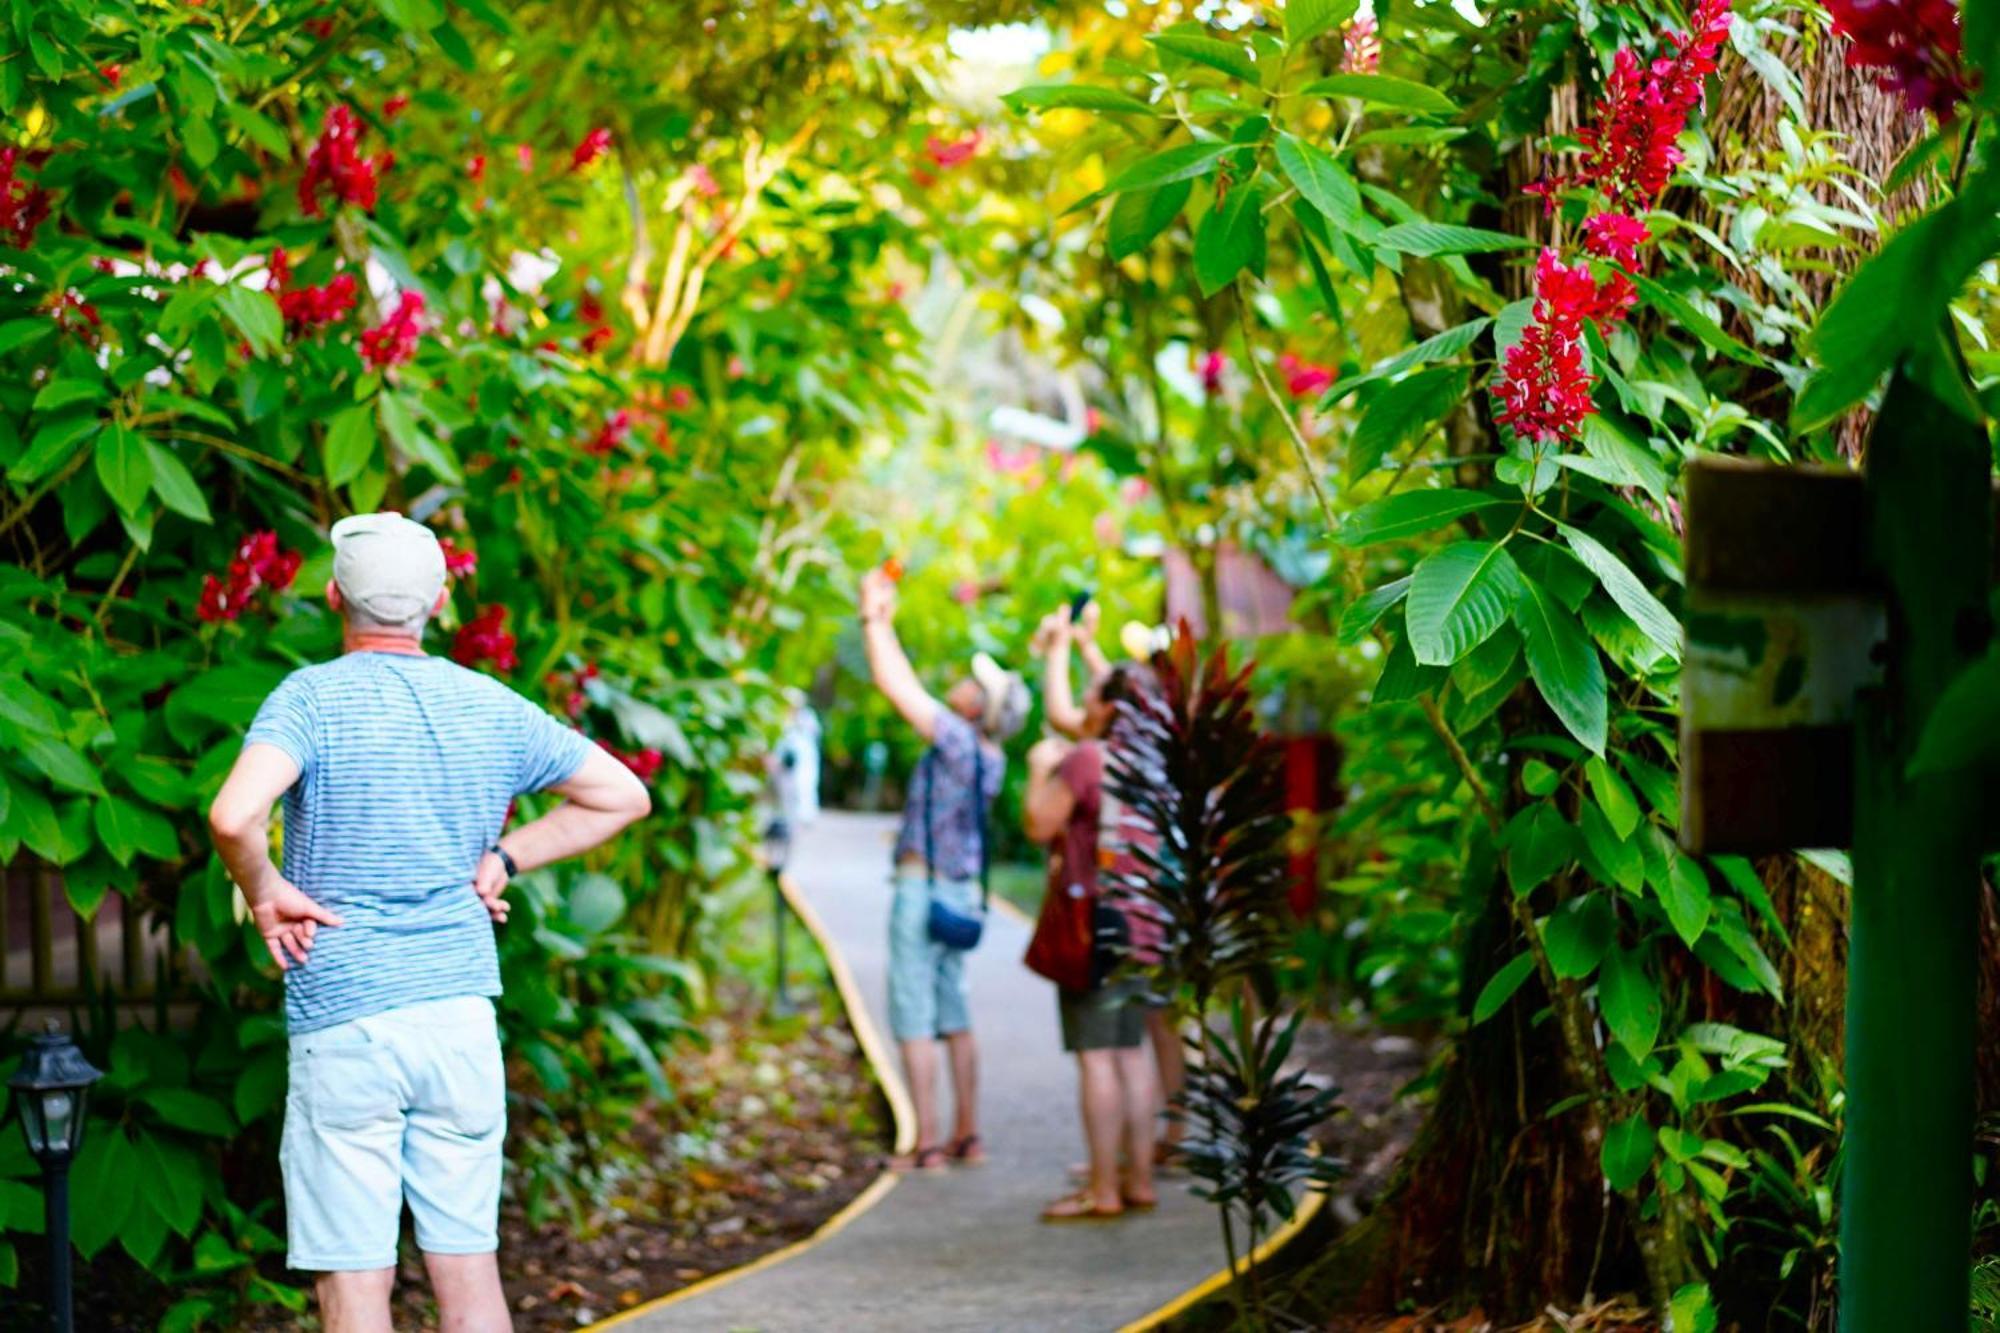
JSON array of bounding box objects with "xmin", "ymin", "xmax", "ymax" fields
[{"xmin": 488, "ymin": 844, "xmax": 519, "ymax": 879}]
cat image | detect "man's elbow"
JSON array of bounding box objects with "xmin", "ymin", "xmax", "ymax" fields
[
  {"xmin": 207, "ymin": 797, "xmax": 253, "ymax": 846},
  {"xmin": 618, "ymin": 778, "xmax": 653, "ymax": 828}
]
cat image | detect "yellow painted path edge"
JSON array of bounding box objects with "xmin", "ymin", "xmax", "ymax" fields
[
  {"xmin": 587, "ymin": 872, "xmax": 913, "ymax": 1329},
  {"xmin": 1115, "ymin": 1182, "xmax": 1329, "ymax": 1332}
]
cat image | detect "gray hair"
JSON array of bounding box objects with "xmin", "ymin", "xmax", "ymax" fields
[{"xmin": 340, "ymin": 593, "xmax": 430, "ymax": 637}]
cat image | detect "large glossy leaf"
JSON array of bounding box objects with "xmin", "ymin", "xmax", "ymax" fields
[
  {"xmin": 1504, "ymin": 802, "xmax": 1578, "ymax": 895},
  {"xmin": 1336, "ymin": 576, "xmax": 1410, "ymax": 645},
  {"xmin": 1275, "ymin": 133, "xmax": 1362, "ymax": 233},
  {"xmin": 1513, "ymin": 573, "xmax": 1608, "ymax": 754},
  {"xmin": 1374, "ymin": 222, "xmax": 1534, "ymax": 256},
  {"xmin": 1471, "ymin": 951, "xmax": 1535, "ymax": 1024},
  {"xmin": 1104, "ymin": 142, "xmax": 1234, "ymax": 195},
  {"xmin": 1323, "ymin": 317, "xmax": 1491, "ymax": 401},
  {"xmin": 215, "ymin": 285, "xmax": 284, "ymax": 359},
  {"xmin": 1601, "ymin": 1113, "xmax": 1655, "ymax": 1191},
  {"xmin": 322, "ymin": 403, "xmax": 376, "ymax": 486},
  {"xmin": 146, "ymin": 440, "xmax": 212, "ymax": 522},
  {"xmin": 94, "ymin": 423, "xmax": 154, "ymax": 515},
  {"xmin": 1543, "ymin": 892, "xmax": 1614, "ymax": 979},
  {"xmin": 1599, "ymin": 945, "xmax": 1662, "ymax": 1061},
  {"xmin": 1558, "ymin": 524, "xmax": 1679, "ymax": 663},
  {"xmin": 1655, "ymin": 851, "xmax": 1713, "ymax": 947},
  {"xmin": 1150, "ymin": 32, "xmax": 1262, "ymax": 85},
  {"xmin": 1626, "ymin": 270, "xmax": 1758, "ymax": 365},
  {"xmin": 1300, "ymin": 72, "xmax": 1458, "ymax": 116},
  {"xmin": 1339, "ymin": 488, "xmax": 1509, "ymax": 547},
  {"xmin": 1348, "ymin": 365, "xmax": 1470, "ymax": 477},
  {"xmin": 1107, "ymin": 179, "xmax": 1191, "ymax": 260},
  {"xmin": 1406, "ymin": 540, "xmax": 1520, "ymax": 666},
  {"xmin": 1194, "ymin": 184, "xmax": 1264, "ymax": 296},
  {"xmin": 1003, "ymin": 83, "xmax": 1159, "ymax": 116}
]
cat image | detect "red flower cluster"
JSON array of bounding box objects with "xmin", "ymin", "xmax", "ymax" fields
[
  {"xmin": 382, "ymin": 93, "xmax": 411, "ymax": 121},
  {"xmin": 98, "ymin": 63, "xmax": 123, "ymax": 88},
  {"xmin": 570, "ymin": 127, "xmax": 613, "ymax": 172},
  {"xmin": 586, "ymin": 408, "xmax": 634, "ymax": 456},
  {"xmin": 1278, "ymin": 352, "xmax": 1335, "ymax": 399},
  {"xmin": 300, "ymin": 105, "xmax": 391, "ymax": 217},
  {"xmin": 924, "ymin": 130, "xmax": 983, "ymax": 169},
  {"xmin": 467, "ymin": 153, "xmax": 487, "ymax": 184},
  {"xmin": 1527, "ymin": 0, "xmax": 1732, "ymax": 217},
  {"xmin": 549, "ymin": 662, "xmax": 600, "ymax": 720},
  {"xmin": 599, "ymin": 739, "xmax": 664, "ymax": 784},
  {"xmin": 1496, "ymin": 0, "xmax": 1732, "ymax": 443},
  {"xmin": 268, "ymin": 247, "xmax": 357, "ymax": 335},
  {"xmin": 1343, "ymin": 17, "xmax": 1381, "ymax": 73},
  {"xmin": 578, "ymin": 291, "xmax": 614, "ymax": 354},
  {"xmin": 439, "ymin": 536, "xmax": 478, "ymax": 578},
  {"xmin": 360, "ymin": 292, "xmax": 425, "ymax": 369},
  {"xmin": 196, "ymin": 531, "xmax": 303, "ymax": 624},
  {"xmin": 0, "ymin": 148, "xmax": 53, "ymax": 251},
  {"xmin": 1825, "ymin": 0, "xmax": 1969, "ymax": 119},
  {"xmin": 453, "ymin": 604, "xmax": 518, "ymax": 672},
  {"xmin": 1198, "ymin": 349, "xmax": 1228, "ymax": 397}
]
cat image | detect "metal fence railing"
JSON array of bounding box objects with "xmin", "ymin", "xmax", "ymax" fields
[{"xmin": 0, "ymin": 860, "xmax": 200, "ymax": 1010}]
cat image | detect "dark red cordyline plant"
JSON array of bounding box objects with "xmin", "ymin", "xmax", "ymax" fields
[
  {"xmin": 360, "ymin": 291, "xmax": 425, "ymax": 369},
  {"xmin": 197, "ymin": 531, "xmax": 303, "ymax": 624},
  {"xmin": 1824, "ymin": 0, "xmax": 1969, "ymax": 119},
  {"xmin": 1496, "ymin": 0, "xmax": 1732, "ymax": 443},
  {"xmin": 453, "ymin": 604, "xmax": 518, "ymax": 671},
  {"xmin": 0, "ymin": 148, "xmax": 54, "ymax": 250},
  {"xmin": 300, "ymin": 104, "xmax": 391, "ymax": 217}
]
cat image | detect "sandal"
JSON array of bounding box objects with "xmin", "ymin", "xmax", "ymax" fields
[
  {"xmin": 890, "ymin": 1145, "xmax": 950, "ymax": 1173},
  {"xmin": 1041, "ymin": 1190, "xmax": 1125, "ymax": 1222},
  {"xmin": 947, "ymin": 1134, "xmax": 987, "ymax": 1166}
]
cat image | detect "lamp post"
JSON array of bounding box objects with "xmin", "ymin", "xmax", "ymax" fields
[
  {"xmin": 8, "ymin": 1020, "xmax": 103, "ymax": 1333},
  {"xmin": 761, "ymin": 817, "xmax": 795, "ymax": 1015}
]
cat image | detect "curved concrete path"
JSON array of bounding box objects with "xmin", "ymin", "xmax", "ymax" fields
[{"xmin": 612, "ymin": 811, "xmax": 1232, "ymax": 1332}]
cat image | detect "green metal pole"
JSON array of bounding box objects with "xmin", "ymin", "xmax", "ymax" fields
[{"xmin": 1841, "ymin": 348, "xmax": 1989, "ymax": 1331}]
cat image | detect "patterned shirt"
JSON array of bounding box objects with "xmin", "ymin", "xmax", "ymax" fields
[
  {"xmin": 892, "ymin": 711, "xmax": 1004, "ymax": 882},
  {"xmin": 245, "ymin": 652, "xmax": 593, "ymax": 1033}
]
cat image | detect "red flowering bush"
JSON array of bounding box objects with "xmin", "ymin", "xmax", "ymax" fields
[
  {"xmin": 0, "ymin": 147, "xmax": 53, "ymax": 250},
  {"xmin": 1825, "ymin": 0, "xmax": 1969, "ymax": 119},
  {"xmin": 269, "ymin": 248, "xmax": 358, "ymax": 336},
  {"xmin": 453, "ymin": 604, "xmax": 520, "ymax": 672},
  {"xmin": 196, "ymin": 531, "xmax": 305, "ymax": 624},
  {"xmin": 360, "ymin": 292, "xmax": 426, "ymax": 369},
  {"xmin": 300, "ymin": 104, "xmax": 391, "ymax": 216},
  {"xmin": 570, "ymin": 127, "xmax": 613, "ymax": 171}
]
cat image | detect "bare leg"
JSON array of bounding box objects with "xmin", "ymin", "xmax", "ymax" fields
[
  {"xmin": 1146, "ymin": 1006, "xmax": 1187, "ymax": 1147},
  {"xmin": 316, "ymin": 1269, "xmax": 396, "ymax": 1333},
  {"xmin": 425, "ymin": 1251, "xmax": 512, "ymax": 1331},
  {"xmin": 1116, "ymin": 1044, "xmax": 1159, "ymax": 1204},
  {"xmin": 1077, "ymin": 1050, "xmax": 1125, "ymax": 1210},
  {"xmin": 944, "ymin": 1028, "xmax": 980, "ymax": 1145},
  {"xmin": 899, "ymin": 1036, "xmax": 943, "ymax": 1155}
]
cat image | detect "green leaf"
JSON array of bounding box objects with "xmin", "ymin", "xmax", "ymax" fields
[
  {"xmin": 1275, "ymin": 134, "xmax": 1362, "ymax": 233},
  {"xmin": 146, "ymin": 441, "xmax": 212, "ymax": 522},
  {"xmin": 1324, "ymin": 318, "xmax": 1492, "ymax": 400},
  {"xmin": 1656, "ymin": 852, "xmax": 1713, "ymax": 947},
  {"xmin": 223, "ymin": 101, "xmax": 294, "ymax": 156},
  {"xmin": 1599, "ymin": 946, "xmax": 1662, "ymax": 1061},
  {"xmin": 1149, "ymin": 33, "xmax": 1262, "ymax": 85},
  {"xmin": 1348, "ymin": 365, "xmax": 1470, "ymax": 478},
  {"xmin": 1909, "ymin": 649, "xmax": 2000, "ymax": 775},
  {"xmin": 215, "ymin": 286, "xmax": 284, "ymax": 359},
  {"xmin": 374, "ymin": 0, "xmax": 447, "ymax": 28},
  {"xmin": 1471, "ymin": 951, "xmax": 1536, "ymax": 1024},
  {"xmin": 1285, "ymin": 0, "xmax": 1360, "ymax": 45},
  {"xmin": 1601, "ymin": 1113, "xmax": 1655, "ymax": 1191},
  {"xmin": 1406, "ymin": 540, "xmax": 1520, "ymax": 666},
  {"xmin": 19, "ymin": 735, "xmax": 106, "ymax": 795},
  {"xmin": 0, "ymin": 317, "xmax": 54, "ymax": 355},
  {"xmin": 322, "ymin": 403, "xmax": 377, "ymax": 486},
  {"xmin": 566, "ymin": 872, "xmax": 627, "ymax": 935},
  {"xmin": 599, "ymin": 1008, "xmax": 674, "ymax": 1100},
  {"xmin": 0, "ymin": 676, "xmax": 60, "ymax": 734},
  {"xmin": 1375, "ymin": 222, "xmax": 1533, "ymax": 257},
  {"xmin": 93, "ymin": 424, "xmax": 154, "ymax": 516},
  {"xmin": 11, "ymin": 416, "xmax": 100, "ymax": 484},
  {"xmin": 1004, "ymin": 84, "xmax": 1159, "ymax": 116},
  {"xmin": 1512, "ymin": 574, "xmax": 1608, "ymax": 755},
  {"xmin": 1520, "ymin": 758, "xmax": 1559, "ymax": 796},
  {"xmin": 33, "ymin": 378, "xmax": 105, "ymax": 413},
  {"xmin": 1625, "ymin": 270, "xmax": 1758, "ymax": 366},
  {"xmin": 1503, "ymin": 802, "xmax": 1578, "ymax": 895},
  {"xmin": 1558, "ymin": 523, "xmax": 1680, "ymax": 663},
  {"xmin": 1669, "ymin": 1283, "xmax": 1720, "ymax": 1333},
  {"xmin": 70, "ymin": 1127, "xmax": 138, "ymax": 1258},
  {"xmin": 1337, "ymin": 576, "xmax": 1410, "ymax": 645},
  {"xmin": 1338, "ymin": 488, "xmax": 1509, "ymax": 546},
  {"xmin": 1104, "ymin": 143, "xmax": 1234, "ymax": 194},
  {"xmin": 1300, "ymin": 72, "xmax": 1459, "ymax": 116},
  {"xmin": 1584, "ymin": 756, "xmax": 1641, "ymax": 841},
  {"xmin": 1543, "ymin": 892, "xmax": 1614, "ymax": 979},
  {"xmin": 141, "ymin": 1088, "xmax": 237, "ymax": 1137},
  {"xmin": 182, "ymin": 115, "xmax": 220, "ymax": 169},
  {"xmin": 1107, "ymin": 179, "xmax": 1191, "ymax": 261},
  {"xmin": 380, "ymin": 392, "xmax": 463, "ymax": 484},
  {"xmin": 1194, "ymin": 184, "xmax": 1265, "ymax": 297}
]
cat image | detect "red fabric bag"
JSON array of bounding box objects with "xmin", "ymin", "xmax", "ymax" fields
[{"xmin": 1024, "ymin": 743, "xmax": 1102, "ymax": 991}]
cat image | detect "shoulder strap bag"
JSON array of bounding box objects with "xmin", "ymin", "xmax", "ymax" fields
[{"xmin": 923, "ymin": 741, "xmax": 988, "ymax": 950}]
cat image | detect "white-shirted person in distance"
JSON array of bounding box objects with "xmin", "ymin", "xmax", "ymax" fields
[{"xmin": 208, "ymin": 512, "xmax": 650, "ymax": 1333}]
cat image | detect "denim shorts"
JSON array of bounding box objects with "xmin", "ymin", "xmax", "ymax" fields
[
  {"xmin": 280, "ymin": 995, "xmax": 505, "ymax": 1271},
  {"xmin": 887, "ymin": 873, "xmax": 978, "ymax": 1041}
]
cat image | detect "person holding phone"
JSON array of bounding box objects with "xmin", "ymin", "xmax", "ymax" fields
[{"xmin": 859, "ymin": 565, "xmax": 1027, "ymax": 1171}]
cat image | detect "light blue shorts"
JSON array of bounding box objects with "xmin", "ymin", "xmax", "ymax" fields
[
  {"xmin": 281, "ymin": 995, "xmax": 505, "ymax": 1271},
  {"xmin": 887, "ymin": 873, "xmax": 977, "ymax": 1041}
]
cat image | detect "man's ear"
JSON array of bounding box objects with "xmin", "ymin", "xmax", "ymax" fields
[
  {"xmin": 326, "ymin": 580, "xmax": 344, "ymax": 612},
  {"xmin": 431, "ymin": 587, "xmax": 449, "ymax": 616}
]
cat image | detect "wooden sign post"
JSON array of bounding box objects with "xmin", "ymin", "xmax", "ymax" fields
[{"xmin": 1682, "ymin": 356, "xmax": 1990, "ymax": 1331}]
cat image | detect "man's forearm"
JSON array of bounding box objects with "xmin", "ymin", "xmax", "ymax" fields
[
  {"xmin": 497, "ymin": 802, "xmax": 640, "ymax": 875},
  {"xmin": 212, "ymin": 820, "xmax": 286, "ymax": 905}
]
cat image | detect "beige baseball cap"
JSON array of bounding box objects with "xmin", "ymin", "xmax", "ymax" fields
[
  {"xmin": 330, "ymin": 512, "xmax": 446, "ymax": 623},
  {"xmin": 970, "ymin": 652, "xmax": 1030, "ymax": 740}
]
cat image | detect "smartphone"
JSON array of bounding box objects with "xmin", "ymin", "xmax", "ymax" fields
[{"xmin": 1069, "ymin": 589, "xmax": 1093, "ymax": 620}]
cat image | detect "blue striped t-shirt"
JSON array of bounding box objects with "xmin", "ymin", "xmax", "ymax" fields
[{"xmin": 245, "ymin": 651, "xmax": 593, "ymax": 1033}]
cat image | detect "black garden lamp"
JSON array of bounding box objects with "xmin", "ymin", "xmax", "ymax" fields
[
  {"xmin": 760, "ymin": 817, "xmax": 796, "ymax": 1014},
  {"xmin": 8, "ymin": 1021, "xmax": 102, "ymax": 1333}
]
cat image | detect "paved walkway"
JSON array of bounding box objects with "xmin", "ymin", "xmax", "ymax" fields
[{"xmin": 617, "ymin": 812, "xmax": 1232, "ymax": 1332}]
